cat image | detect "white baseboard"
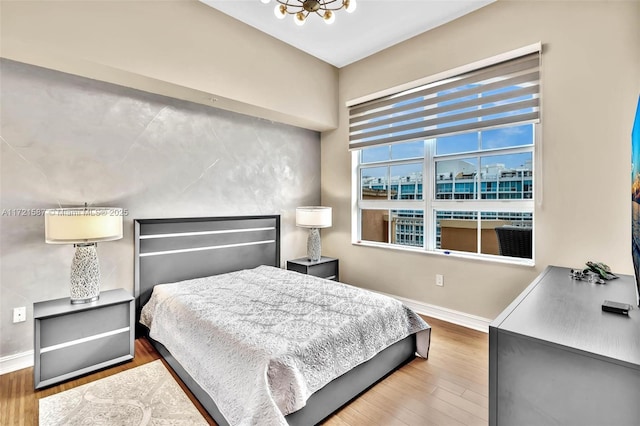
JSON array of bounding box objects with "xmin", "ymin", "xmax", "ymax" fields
[
  {"xmin": 376, "ymin": 291, "xmax": 492, "ymax": 333},
  {"xmin": 0, "ymin": 350, "xmax": 34, "ymax": 376}
]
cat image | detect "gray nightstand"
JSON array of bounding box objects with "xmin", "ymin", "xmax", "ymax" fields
[
  {"xmin": 287, "ymin": 256, "xmax": 339, "ymax": 281},
  {"xmin": 34, "ymin": 288, "xmax": 135, "ymax": 389}
]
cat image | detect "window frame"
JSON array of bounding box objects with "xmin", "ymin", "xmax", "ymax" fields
[
  {"xmin": 353, "ymin": 125, "xmax": 537, "ymax": 265},
  {"xmin": 349, "ymin": 45, "xmax": 541, "ymax": 266}
]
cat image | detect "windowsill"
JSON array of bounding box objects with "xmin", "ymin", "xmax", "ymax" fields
[{"xmin": 352, "ymin": 240, "xmax": 535, "ymax": 267}]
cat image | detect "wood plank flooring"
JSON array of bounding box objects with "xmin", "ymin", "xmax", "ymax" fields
[{"xmin": 0, "ymin": 316, "xmax": 488, "ymax": 426}]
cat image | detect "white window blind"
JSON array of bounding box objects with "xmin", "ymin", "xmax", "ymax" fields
[{"xmin": 349, "ymin": 52, "xmax": 540, "ymax": 150}]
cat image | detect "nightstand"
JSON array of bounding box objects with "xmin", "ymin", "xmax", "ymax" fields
[
  {"xmin": 287, "ymin": 256, "xmax": 339, "ymax": 281},
  {"xmin": 33, "ymin": 288, "xmax": 135, "ymax": 389}
]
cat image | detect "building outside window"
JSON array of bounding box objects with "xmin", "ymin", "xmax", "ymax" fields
[{"xmin": 350, "ymin": 46, "xmax": 540, "ymax": 263}]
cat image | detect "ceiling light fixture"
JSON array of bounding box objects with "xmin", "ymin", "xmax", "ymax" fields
[{"xmin": 261, "ymin": 0, "xmax": 357, "ymax": 26}]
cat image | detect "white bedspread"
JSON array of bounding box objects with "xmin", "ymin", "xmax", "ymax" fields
[{"xmin": 140, "ymin": 265, "xmax": 430, "ymax": 426}]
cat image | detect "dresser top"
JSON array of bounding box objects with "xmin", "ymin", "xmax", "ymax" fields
[
  {"xmin": 34, "ymin": 288, "xmax": 133, "ymax": 319},
  {"xmin": 491, "ymin": 266, "xmax": 640, "ymax": 368}
]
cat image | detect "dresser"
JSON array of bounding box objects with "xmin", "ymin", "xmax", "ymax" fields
[
  {"xmin": 34, "ymin": 288, "xmax": 135, "ymax": 389},
  {"xmin": 489, "ymin": 266, "xmax": 640, "ymax": 426}
]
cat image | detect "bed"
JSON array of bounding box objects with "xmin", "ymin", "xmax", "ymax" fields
[{"xmin": 134, "ymin": 215, "xmax": 431, "ymax": 426}]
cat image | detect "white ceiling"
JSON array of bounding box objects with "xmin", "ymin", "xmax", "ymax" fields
[{"xmin": 200, "ymin": 0, "xmax": 495, "ymax": 68}]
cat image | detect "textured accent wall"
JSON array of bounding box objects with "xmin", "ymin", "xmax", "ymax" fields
[{"xmin": 0, "ymin": 59, "xmax": 321, "ymax": 357}]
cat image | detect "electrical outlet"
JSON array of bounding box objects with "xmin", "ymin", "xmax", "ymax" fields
[
  {"xmin": 436, "ymin": 274, "xmax": 444, "ymax": 287},
  {"xmin": 13, "ymin": 307, "xmax": 26, "ymax": 323}
]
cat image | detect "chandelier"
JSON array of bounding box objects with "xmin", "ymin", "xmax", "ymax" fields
[{"xmin": 260, "ymin": 0, "xmax": 357, "ymax": 26}]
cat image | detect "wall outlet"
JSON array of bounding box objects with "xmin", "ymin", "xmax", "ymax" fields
[
  {"xmin": 13, "ymin": 307, "xmax": 26, "ymax": 323},
  {"xmin": 436, "ymin": 274, "xmax": 444, "ymax": 287}
]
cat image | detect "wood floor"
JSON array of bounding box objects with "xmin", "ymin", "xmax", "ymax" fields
[{"xmin": 0, "ymin": 316, "xmax": 488, "ymax": 426}]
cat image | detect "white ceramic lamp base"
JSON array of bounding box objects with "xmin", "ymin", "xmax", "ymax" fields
[
  {"xmin": 70, "ymin": 244, "xmax": 101, "ymax": 304},
  {"xmin": 307, "ymin": 228, "xmax": 322, "ymax": 262}
]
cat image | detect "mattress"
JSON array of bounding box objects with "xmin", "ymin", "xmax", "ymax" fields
[{"xmin": 140, "ymin": 265, "xmax": 431, "ymax": 426}]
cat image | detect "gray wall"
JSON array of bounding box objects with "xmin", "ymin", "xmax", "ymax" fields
[{"xmin": 0, "ymin": 59, "xmax": 321, "ymax": 357}]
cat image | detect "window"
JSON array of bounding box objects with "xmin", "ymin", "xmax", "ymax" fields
[{"xmin": 350, "ymin": 47, "xmax": 540, "ymax": 263}]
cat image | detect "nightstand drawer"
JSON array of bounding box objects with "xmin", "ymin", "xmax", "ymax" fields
[
  {"xmin": 39, "ymin": 331, "xmax": 131, "ymax": 383},
  {"xmin": 307, "ymin": 262, "xmax": 337, "ymax": 279},
  {"xmin": 40, "ymin": 303, "xmax": 130, "ymax": 348},
  {"xmin": 287, "ymin": 257, "xmax": 339, "ymax": 281}
]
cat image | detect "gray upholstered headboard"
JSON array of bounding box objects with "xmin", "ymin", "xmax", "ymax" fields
[{"xmin": 134, "ymin": 215, "xmax": 280, "ymax": 335}]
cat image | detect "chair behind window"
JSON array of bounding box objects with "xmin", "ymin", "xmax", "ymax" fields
[{"xmin": 495, "ymin": 226, "xmax": 532, "ymax": 259}]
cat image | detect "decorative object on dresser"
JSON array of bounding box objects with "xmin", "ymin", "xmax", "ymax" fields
[
  {"xmin": 45, "ymin": 204, "xmax": 123, "ymax": 304},
  {"xmin": 295, "ymin": 206, "xmax": 332, "ymax": 261},
  {"xmin": 39, "ymin": 360, "xmax": 207, "ymax": 425},
  {"xmin": 34, "ymin": 288, "xmax": 135, "ymax": 389},
  {"xmin": 489, "ymin": 266, "xmax": 640, "ymax": 426},
  {"xmin": 287, "ymin": 256, "xmax": 339, "ymax": 281}
]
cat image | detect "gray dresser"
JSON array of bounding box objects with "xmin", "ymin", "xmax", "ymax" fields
[
  {"xmin": 489, "ymin": 266, "xmax": 640, "ymax": 426},
  {"xmin": 34, "ymin": 288, "xmax": 135, "ymax": 389}
]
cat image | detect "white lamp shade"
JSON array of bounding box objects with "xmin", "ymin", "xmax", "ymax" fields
[
  {"xmin": 45, "ymin": 208, "xmax": 123, "ymax": 244},
  {"xmin": 296, "ymin": 206, "xmax": 332, "ymax": 228}
]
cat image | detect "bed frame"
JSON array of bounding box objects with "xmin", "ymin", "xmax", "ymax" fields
[{"xmin": 134, "ymin": 215, "xmax": 416, "ymax": 426}]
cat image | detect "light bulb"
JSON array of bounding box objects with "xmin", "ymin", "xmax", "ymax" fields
[
  {"xmin": 260, "ymin": 0, "xmax": 270, "ymax": 4},
  {"xmin": 344, "ymin": 0, "xmax": 357, "ymax": 13},
  {"xmin": 274, "ymin": 4, "xmax": 286, "ymax": 19},
  {"xmin": 323, "ymin": 10, "xmax": 335, "ymax": 25},
  {"xmin": 294, "ymin": 12, "xmax": 306, "ymax": 26}
]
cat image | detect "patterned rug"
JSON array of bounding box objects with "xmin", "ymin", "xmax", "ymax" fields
[{"xmin": 39, "ymin": 360, "xmax": 208, "ymax": 425}]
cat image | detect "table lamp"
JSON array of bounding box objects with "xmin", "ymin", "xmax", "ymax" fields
[
  {"xmin": 45, "ymin": 205, "xmax": 123, "ymax": 304},
  {"xmin": 296, "ymin": 206, "xmax": 332, "ymax": 261}
]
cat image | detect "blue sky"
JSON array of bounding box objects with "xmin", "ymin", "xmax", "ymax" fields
[
  {"xmin": 361, "ymin": 123, "xmax": 534, "ymax": 167},
  {"xmin": 360, "ymin": 82, "xmax": 536, "ymax": 168}
]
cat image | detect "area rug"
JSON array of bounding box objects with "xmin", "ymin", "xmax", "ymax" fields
[{"xmin": 39, "ymin": 360, "xmax": 208, "ymax": 425}]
